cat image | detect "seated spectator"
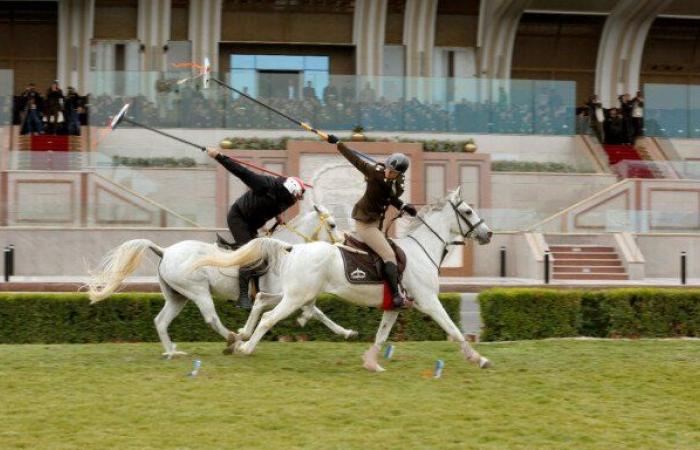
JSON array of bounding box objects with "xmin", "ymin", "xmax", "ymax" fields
[
  {"xmin": 303, "ymin": 81, "xmax": 317, "ymax": 101},
  {"xmin": 19, "ymin": 83, "xmax": 44, "ymax": 135}
]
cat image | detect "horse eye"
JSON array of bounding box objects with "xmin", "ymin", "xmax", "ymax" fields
[
  {"xmin": 465, "ymin": 210, "xmax": 473, "ymax": 215},
  {"xmin": 330, "ymin": 223, "xmax": 336, "ymax": 228}
]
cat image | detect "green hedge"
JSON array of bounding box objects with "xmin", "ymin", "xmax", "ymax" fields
[
  {"xmin": 480, "ymin": 288, "xmax": 700, "ymax": 341},
  {"xmin": 0, "ymin": 293, "xmax": 461, "ymax": 344}
]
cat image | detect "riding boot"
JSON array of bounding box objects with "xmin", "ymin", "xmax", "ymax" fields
[
  {"xmin": 382, "ymin": 261, "xmax": 406, "ymax": 309},
  {"xmin": 237, "ymin": 268, "xmax": 253, "ymax": 310}
]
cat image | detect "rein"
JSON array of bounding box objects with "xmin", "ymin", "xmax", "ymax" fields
[
  {"xmin": 268, "ymin": 212, "xmax": 340, "ymax": 244},
  {"xmin": 406, "ymin": 200, "xmax": 484, "ymax": 272}
]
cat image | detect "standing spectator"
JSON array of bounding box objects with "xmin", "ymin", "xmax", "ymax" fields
[
  {"xmin": 19, "ymin": 83, "xmax": 44, "ymax": 135},
  {"xmin": 630, "ymin": 90, "xmax": 644, "ymax": 142},
  {"xmin": 45, "ymin": 80, "xmax": 65, "ymax": 134},
  {"xmin": 587, "ymin": 95, "xmax": 605, "ymax": 144},
  {"xmin": 63, "ymin": 86, "xmax": 82, "ymax": 135},
  {"xmin": 605, "ymin": 108, "xmax": 625, "ymax": 144},
  {"xmin": 619, "ymin": 93, "xmax": 634, "ymax": 144}
]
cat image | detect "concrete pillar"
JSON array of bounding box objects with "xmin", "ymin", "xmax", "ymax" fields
[
  {"xmin": 188, "ymin": 0, "xmax": 223, "ymax": 72},
  {"xmin": 476, "ymin": 0, "xmax": 529, "ymax": 101},
  {"xmin": 595, "ymin": 0, "xmax": 673, "ymax": 107},
  {"xmin": 138, "ymin": 0, "xmax": 171, "ymax": 71},
  {"xmin": 57, "ymin": 0, "xmax": 94, "ymax": 94},
  {"xmin": 353, "ymin": 0, "xmax": 388, "ymax": 77},
  {"xmin": 402, "ymin": 0, "xmax": 438, "ymax": 100}
]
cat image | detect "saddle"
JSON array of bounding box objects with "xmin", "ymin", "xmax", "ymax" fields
[{"xmin": 339, "ymin": 234, "xmax": 406, "ymax": 285}]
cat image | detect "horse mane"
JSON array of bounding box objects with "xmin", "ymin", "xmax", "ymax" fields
[{"xmin": 403, "ymin": 195, "xmax": 450, "ymax": 233}]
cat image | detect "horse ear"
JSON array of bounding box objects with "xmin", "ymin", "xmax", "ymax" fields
[{"xmin": 449, "ymin": 186, "xmax": 461, "ymax": 202}]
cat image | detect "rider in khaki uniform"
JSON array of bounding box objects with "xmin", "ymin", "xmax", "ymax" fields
[{"xmin": 326, "ymin": 134, "xmax": 417, "ymax": 308}]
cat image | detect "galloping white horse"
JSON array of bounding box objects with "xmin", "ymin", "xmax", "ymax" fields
[
  {"xmin": 88, "ymin": 205, "xmax": 357, "ymax": 358},
  {"xmin": 193, "ymin": 187, "xmax": 494, "ymax": 371}
]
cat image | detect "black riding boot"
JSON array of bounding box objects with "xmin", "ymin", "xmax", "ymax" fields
[
  {"xmin": 237, "ymin": 268, "xmax": 253, "ymax": 310},
  {"xmin": 382, "ymin": 261, "xmax": 406, "ymax": 309}
]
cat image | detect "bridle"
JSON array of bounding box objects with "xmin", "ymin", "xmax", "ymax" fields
[
  {"xmin": 268, "ymin": 210, "xmax": 341, "ymax": 244},
  {"xmin": 406, "ymin": 200, "xmax": 484, "ymax": 272}
]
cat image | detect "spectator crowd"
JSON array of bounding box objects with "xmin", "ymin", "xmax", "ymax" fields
[
  {"xmin": 10, "ymin": 78, "xmax": 573, "ymax": 136},
  {"xmin": 577, "ymin": 92, "xmax": 645, "ymax": 144},
  {"xmin": 14, "ymin": 81, "xmax": 87, "ymax": 136}
]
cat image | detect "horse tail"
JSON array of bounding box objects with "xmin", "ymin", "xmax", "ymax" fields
[
  {"xmin": 87, "ymin": 239, "xmax": 164, "ymax": 304},
  {"xmin": 190, "ymin": 238, "xmax": 292, "ymax": 274}
]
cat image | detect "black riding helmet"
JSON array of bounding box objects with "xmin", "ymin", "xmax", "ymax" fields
[{"xmin": 384, "ymin": 153, "xmax": 409, "ymax": 173}]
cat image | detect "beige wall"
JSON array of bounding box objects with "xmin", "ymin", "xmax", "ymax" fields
[
  {"xmin": 95, "ymin": 128, "xmax": 583, "ymax": 166},
  {"xmin": 104, "ymin": 167, "xmax": 218, "ymax": 226},
  {"xmin": 635, "ymin": 234, "xmax": 700, "ymax": 278},
  {"xmin": 492, "ymin": 172, "xmax": 618, "ymax": 219},
  {"xmin": 0, "ymin": 227, "xmax": 218, "ymax": 277}
]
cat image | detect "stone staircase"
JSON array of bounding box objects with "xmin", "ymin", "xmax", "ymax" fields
[{"xmin": 549, "ymin": 245, "xmax": 628, "ymax": 280}]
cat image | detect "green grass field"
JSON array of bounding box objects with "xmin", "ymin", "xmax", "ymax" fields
[{"xmin": 1, "ymin": 340, "xmax": 698, "ymax": 449}]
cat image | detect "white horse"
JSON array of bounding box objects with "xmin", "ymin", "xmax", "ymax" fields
[
  {"xmin": 87, "ymin": 205, "xmax": 357, "ymax": 358},
  {"xmin": 193, "ymin": 187, "xmax": 494, "ymax": 371}
]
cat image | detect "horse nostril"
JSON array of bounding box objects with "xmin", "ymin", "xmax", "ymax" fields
[{"xmin": 487, "ymin": 231, "xmax": 493, "ymax": 239}]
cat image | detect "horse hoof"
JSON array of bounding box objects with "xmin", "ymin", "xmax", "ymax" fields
[
  {"xmin": 162, "ymin": 350, "xmax": 187, "ymax": 359},
  {"xmin": 345, "ymin": 330, "xmax": 358, "ymax": 340},
  {"xmin": 479, "ymin": 357, "xmax": 492, "ymax": 369},
  {"xmin": 226, "ymin": 332, "xmax": 240, "ymax": 346},
  {"xmin": 363, "ymin": 362, "xmax": 386, "ymax": 372}
]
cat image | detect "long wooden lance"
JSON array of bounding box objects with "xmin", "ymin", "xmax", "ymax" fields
[{"xmin": 107, "ymin": 104, "xmax": 313, "ymax": 186}]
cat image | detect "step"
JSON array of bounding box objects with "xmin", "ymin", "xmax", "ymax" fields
[
  {"xmin": 553, "ymin": 266, "xmax": 626, "ymax": 274},
  {"xmin": 550, "ymin": 252, "xmax": 618, "ymax": 260},
  {"xmin": 552, "ymin": 273, "xmax": 628, "ymax": 280},
  {"xmin": 554, "ymin": 259, "xmax": 623, "ymax": 267},
  {"xmin": 548, "ymin": 245, "xmax": 615, "ymax": 253}
]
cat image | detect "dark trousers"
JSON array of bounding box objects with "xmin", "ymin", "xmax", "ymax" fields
[
  {"xmin": 21, "ymin": 109, "xmax": 43, "ymax": 135},
  {"xmin": 227, "ymin": 208, "xmax": 256, "ymax": 249}
]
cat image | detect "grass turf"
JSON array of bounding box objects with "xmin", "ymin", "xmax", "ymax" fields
[{"xmin": 0, "ymin": 340, "xmax": 698, "ymax": 449}]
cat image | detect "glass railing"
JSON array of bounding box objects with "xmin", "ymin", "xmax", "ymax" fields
[
  {"xmin": 0, "ymin": 69, "xmax": 12, "ymax": 126},
  {"xmin": 612, "ymin": 160, "xmax": 700, "ymax": 180},
  {"xmin": 644, "ymin": 83, "xmax": 700, "ymax": 138},
  {"xmin": 87, "ymin": 71, "xmax": 576, "ymax": 135}
]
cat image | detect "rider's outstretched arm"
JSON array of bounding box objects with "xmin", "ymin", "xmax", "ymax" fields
[
  {"xmin": 327, "ymin": 135, "xmax": 375, "ymax": 177},
  {"xmin": 212, "ymin": 151, "xmax": 273, "ymax": 192}
]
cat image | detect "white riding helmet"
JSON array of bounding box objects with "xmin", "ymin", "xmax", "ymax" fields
[{"xmin": 283, "ymin": 177, "xmax": 305, "ymax": 198}]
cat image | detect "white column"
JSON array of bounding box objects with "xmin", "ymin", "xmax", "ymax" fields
[
  {"xmin": 353, "ymin": 0, "xmax": 388, "ymax": 77},
  {"xmin": 595, "ymin": 0, "xmax": 673, "ymax": 107},
  {"xmin": 188, "ymin": 0, "xmax": 223, "ymax": 72},
  {"xmin": 138, "ymin": 0, "xmax": 171, "ymax": 71},
  {"xmin": 402, "ymin": 0, "xmax": 438, "ymax": 100},
  {"xmin": 477, "ymin": 0, "xmax": 529, "ymax": 80},
  {"xmin": 57, "ymin": 0, "xmax": 94, "ymax": 94}
]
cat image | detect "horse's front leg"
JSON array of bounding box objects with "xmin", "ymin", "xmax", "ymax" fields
[
  {"xmin": 413, "ymin": 295, "xmax": 491, "ymax": 369},
  {"xmin": 363, "ymin": 310, "xmax": 399, "ymax": 372},
  {"xmin": 237, "ymin": 292, "xmax": 282, "ymax": 340}
]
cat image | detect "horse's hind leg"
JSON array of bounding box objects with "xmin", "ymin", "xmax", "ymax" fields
[
  {"xmin": 156, "ymin": 279, "xmax": 188, "ymax": 358},
  {"xmin": 182, "ymin": 287, "xmax": 236, "ymax": 343},
  {"xmin": 298, "ymin": 305, "xmax": 358, "ymax": 340},
  {"xmin": 234, "ymin": 295, "xmax": 304, "ymax": 355},
  {"xmin": 363, "ymin": 310, "xmax": 399, "ymax": 372},
  {"xmin": 414, "ymin": 295, "xmax": 491, "ymax": 369}
]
